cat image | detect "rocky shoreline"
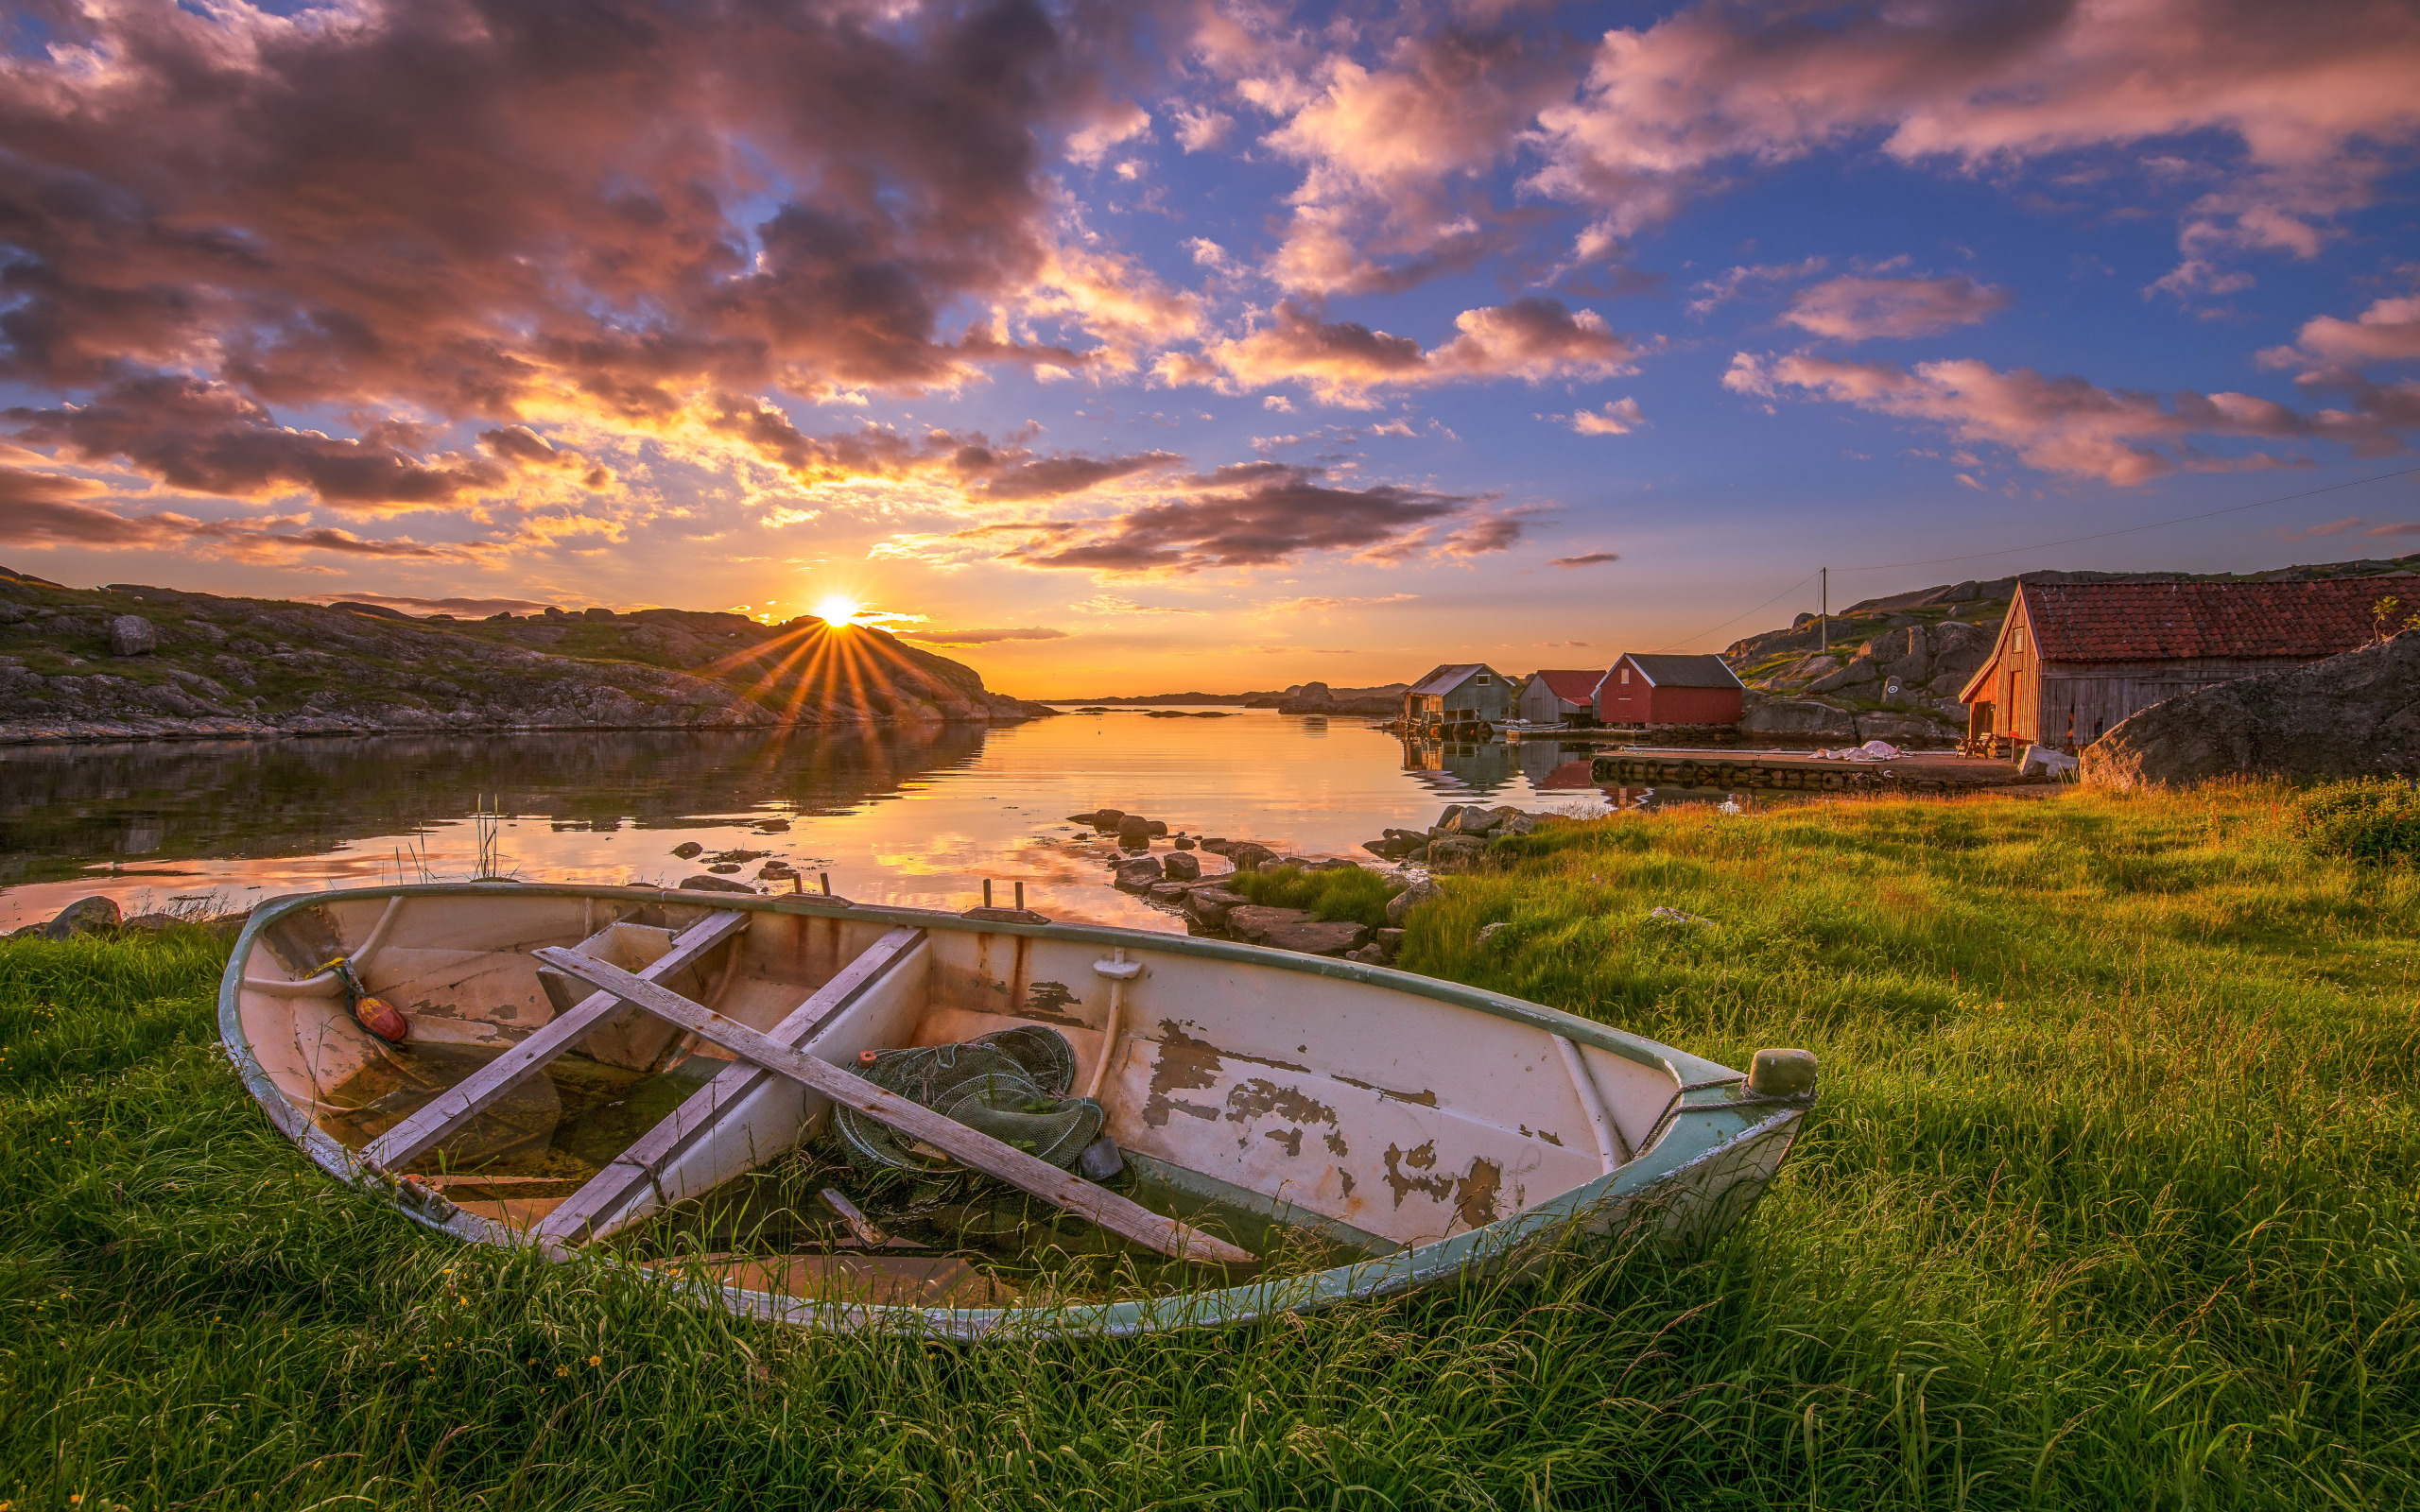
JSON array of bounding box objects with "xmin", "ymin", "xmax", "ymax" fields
[{"xmin": 0, "ymin": 565, "xmax": 1053, "ymax": 746}]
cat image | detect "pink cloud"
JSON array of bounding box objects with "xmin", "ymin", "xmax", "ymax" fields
[
  {"xmin": 1782, "ymin": 276, "xmax": 2012, "ymax": 342},
  {"xmin": 1528, "ymin": 0, "xmax": 2420, "ymax": 277},
  {"xmin": 1725, "ymin": 350, "xmax": 2411, "ymax": 485},
  {"xmin": 1167, "ymin": 298, "xmax": 1641, "ymax": 404},
  {"xmin": 0, "ymin": 466, "xmax": 493, "ymax": 560}
]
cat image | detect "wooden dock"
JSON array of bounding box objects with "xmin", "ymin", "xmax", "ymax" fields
[{"xmin": 1591, "ymin": 749, "xmax": 2030, "ymax": 794}]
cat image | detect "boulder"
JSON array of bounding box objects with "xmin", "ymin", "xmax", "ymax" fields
[
  {"xmin": 670, "ymin": 841, "xmax": 704, "ymax": 859},
  {"xmin": 1183, "ymin": 886, "xmax": 1250, "ymax": 928},
  {"xmin": 1489, "ymin": 807, "xmax": 1539, "ymax": 837},
  {"xmin": 1146, "ymin": 881, "xmax": 1191, "ymax": 904},
  {"xmin": 1092, "ymin": 808, "xmax": 1126, "ymax": 830},
  {"xmin": 108, "ymin": 615, "xmax": 158, "ymax": 656},
  {"xmin": 1427, "ymin": 834, "xmax": 1489, "ymax": 866},
  {"xmin": 1806, "ymin": 657, "xmax": 1880, "ymax": 694},
  {"xmin": 1115, "ymin": 815, "xmax": 1152, "ymax": 846},
  {"xmin": 44, "ymin": 895, "xmax": 123, "ymax": 937},
  {"xmin": 1740, "ymin": 698, "xmax": 1858, "ymax": 738},
  {"xmin": 1856, "ymin": 711, "xmax": 1944, "ymax": 744},
  {"xmin": 1226, "ymin": 905, "xmax": 1370, "ymax": 956},
  {"xmin": 1224, "ymin": 841, "xmax": 1279, "ymax": 872},
  {"xmin": 1344, "ymin": 943, "xmax": 1387, "ymax": 966},
  {"xmin": 1163, "ymin": 850, "xmax": 1201, "ymax": 882},
  {"xmin": 121, "ymin": 912, "xmax": 189, "ymax": 932},
  {"xmin": 2082, "ymin": 632, "xmax": 2420, "ymax": 789},
  {"xmin": 678, "ymin": 875, "xmax": 758, "ymax": 894},
  {"xmin": 1385, "ymin": 875, "xmax": 1443, "ymax": 925},
  {"xmin": 1172, "ymin": 836, "xmax": 1197, "ymax": 850},
  {"xmin": 1112, "ymin": 854, "xmax": 1165, "ymax": 889},
  {"xmin": 1374, "ymin": 927, "xmax": 1406, "ymax": 958}
]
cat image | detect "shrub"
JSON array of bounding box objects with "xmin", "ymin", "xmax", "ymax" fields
[
  {"xmin": 2292, "ymin": 776, "xmax": 2420, "ymax": 864},
  {"xmin": 1225, "ymin": 863, "xmax": 1398, "ymax": 928}
]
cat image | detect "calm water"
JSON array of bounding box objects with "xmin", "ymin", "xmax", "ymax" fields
[{"xmin": 0, "ymin": 710, "xmax": 1655, "ymax": 932}]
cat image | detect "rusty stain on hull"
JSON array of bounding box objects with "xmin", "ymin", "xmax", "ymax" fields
[
  {"xmin": 1382, "ymin": 1140, "xmax": 1452, "ymax": 1206},
  {"xmin": 1453, "ymin": 1158, "xmax": 1503, "ymax": 1228},
  {"xmin": 1222, "ymin": 1077, "xmax": 1338, "ymax": 1130}
]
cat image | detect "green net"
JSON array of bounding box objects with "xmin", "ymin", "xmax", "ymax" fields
[{"xmin": 833, "ymin": 1025, "xmax": 1104, "ymax": 1173}]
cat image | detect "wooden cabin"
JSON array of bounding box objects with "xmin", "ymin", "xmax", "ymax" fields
[
  {"xmin": 1514, "ymin": 669, "xmax": 1605, "ymax": 727},
  {"xmin": 1404, "ymin": 663, "xmax": 1511, "ymax": 733},
  {"xmin": 1960, "ymin": 579, "xmax": 2386, "ymax": 752},
  {"xmin": 1595, "ymin": 654, "xmax": 1746, "ymax": 728}
]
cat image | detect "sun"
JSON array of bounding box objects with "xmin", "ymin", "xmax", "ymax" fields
[{"xmin": 813, "ymin": 595, "xmax": 863, "ymax": 627}]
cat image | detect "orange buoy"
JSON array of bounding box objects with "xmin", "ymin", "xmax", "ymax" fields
[{"xmin": 354, "ymin": 993, "xmax": 410, "ymax": 1042}]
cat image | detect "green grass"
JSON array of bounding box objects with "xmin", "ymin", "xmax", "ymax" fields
[
  {"xmin": 1226, "ymin": 863, "xmax": 1403, "ymax": 929},
  {"xmin": 5, "ymin": 785, "xmax": 2418, "ymax": 1508},
  {"xmin": 2293, "ymin": 777, "xmax": 2420, "ymax": 866}
]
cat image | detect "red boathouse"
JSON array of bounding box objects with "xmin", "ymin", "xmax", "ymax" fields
[{"xmin": 1596, "ymin": 653, "xmax": 1746, "ymax": 727}]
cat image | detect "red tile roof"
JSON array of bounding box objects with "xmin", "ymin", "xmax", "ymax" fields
[
  {"xmin": 1530, "ymin": 669, "xmax": 1603, "ymax": 703},
  {"xmin": 2024, "ymin": 579, "xmax": 2393, "ymax": 662}
]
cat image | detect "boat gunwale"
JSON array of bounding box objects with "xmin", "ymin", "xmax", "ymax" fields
[{"xmin": 216, "ymin": 881, "xmax": 1802, "ymax": 1339}]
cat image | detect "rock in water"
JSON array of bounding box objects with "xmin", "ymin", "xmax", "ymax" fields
[
  {"xmin": 670, "ymin": 841, "xmax": 704, "ymax": 859},
  {"xmin": 679, "ymin": 875, "xmax": 758, "ymax": 894},
  {"xmin": 1223, "ymin": 841, "xmax": 1278, "ymax": 872},
  {"xmin": 1112, "ymin": 854, "xmax": 1164, "ymax": 889},
  {"xmin": 1163, "ymin": 850, "xmax": 1201, "ymax": 882},
  {"xmin": 2083, "ymin": 631, "xmax": 2420, "ymax": 789},
  {"xmin": 44, "ymin": 895, "xmax": 122, "ymax": 938},
  {"xmin": 108, "ymin": 615, "xmax": 158, "ymax": 656}
]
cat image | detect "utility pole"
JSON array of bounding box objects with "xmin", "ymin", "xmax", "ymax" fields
[{"xmin": 1820, "ymin": 567, "xmax": 1828, "ymax": 654}]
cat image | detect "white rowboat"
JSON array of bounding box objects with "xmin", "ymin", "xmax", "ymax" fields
[{"xmin": 220, "ymin": 882, "xmax": 1816, "ymax": 1337}]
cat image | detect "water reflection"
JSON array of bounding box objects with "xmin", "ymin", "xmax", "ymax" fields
[{"xmin": 1, "ymin": 711, "xmax": 1626, "ymax": 930}]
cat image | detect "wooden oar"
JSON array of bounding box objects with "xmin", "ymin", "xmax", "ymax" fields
[{"xmin": 529, "ymin": 947, "xmax": 1253, "ymax": 1267}]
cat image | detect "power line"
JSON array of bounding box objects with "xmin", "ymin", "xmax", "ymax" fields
[
  {"xmin": 1654, "ymin": 571, "xmax": 1819, "ymax": 653},
  {"xmin": 1834, "ymin": 464, "xmax": 2420, "ymax": 573}
]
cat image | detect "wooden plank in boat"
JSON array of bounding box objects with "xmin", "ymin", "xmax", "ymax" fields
[
  {"xmin": 361, "ymin": 909, "xmax": 751, "ymax": 1173},
  {"xmin": 534, "ymin": 925, "xmax": 929, "ymax": 1245},
  {"xmin": 530, "ymin": 947, "xmax": 1256, "ymax": 1267}
]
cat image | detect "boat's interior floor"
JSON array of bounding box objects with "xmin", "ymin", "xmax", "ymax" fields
[
  {"xmin": 248, "ymin": 890, "xmax": 1675, "ymax": 1310},
  {"xmin": 314, "ymin": 1005, "xmax": 1371, "ymax": 1310}
]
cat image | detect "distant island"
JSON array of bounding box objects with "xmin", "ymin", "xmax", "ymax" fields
[
  {"xmin": 1045, "ymin": 681, "xmax": 1410, "ymax": 714},
  {"xmin": 0, "ymin": 564, "xmax": 1052, "ymax": 746}
]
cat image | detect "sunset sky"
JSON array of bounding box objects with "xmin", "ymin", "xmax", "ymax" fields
[{"xmin": 3, "ymin": 0, "xmax": 2417, "ymax": 695}]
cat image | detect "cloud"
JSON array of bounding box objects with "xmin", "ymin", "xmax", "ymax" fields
[
  {"xmin": 980, "ymin": 470, "xmax": 1481, "ymax": 574},
  {"xmin": 2261, "ymin": 293, "xmax": 2420, "ymax": 373},
  {"xmin": 1252, "ymin": 29, "xmax": 1576, "ymax": 296},
  {"xmin": 1568, "ymin": 399, "xmax": 1644, "ymax": 435},
  {"xmin": 1726, "ymin": 350, "xmax": 2412, "ymax": 484},
  {"xmin": 1687, "ymin": 258, "xmax": 1828, "ymax": 317},
  {"xmin": 1167, "ymin": 298, "xmax": 1642, "ymax": 404},
  {"xmin": 9, "ymin": 376, "xmax": 510, "ymax": 508},
  {"xmin": 1066, "ymin": 103, "xmax": 1151, "ymax": 167},
  {"xmin": 1548, "ymin": 551, "xmax": 1620, "ymax": 567},
  {"xmin": 1256, "ymin": 593, "xmax": 1419, "ymax": 612},
  {"xmin": 1174, "ymin": 106, "xmax": 1235, "ymax": 152},
  {"xmin": 0, "ymin": 0, "xmax": 1167, "ymax": 513},
  {"xmin": 895, "ymin": 626, "xmax": 1070, "ymax": 645},
  {"xmin": 1528, "ymin": 0, "xmax": 2420, "ymax": 281},
  {"xmin": 1781, "ymin": 276, "xmax": 2012, "ymax": 341},
  {"xmin": 0, "ymin": 467, "xmax": 493, "ymax": 559},
  {"xmin": 1071, "ymin": 594, "xmax": 1208, "ymax": 614}
]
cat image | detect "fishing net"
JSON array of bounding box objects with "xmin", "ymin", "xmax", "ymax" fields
[{"xmin": 834, "ymin": 1025, "xmax": 1104, "ymax": 1174}]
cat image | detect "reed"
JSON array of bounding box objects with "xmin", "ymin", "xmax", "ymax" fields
[{"xmin": 3, "ymin": 782, "xmax": 2415, "ymax": 1509}]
